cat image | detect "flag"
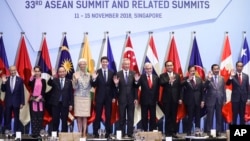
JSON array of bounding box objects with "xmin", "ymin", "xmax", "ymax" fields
[
  {"xmin": 189, "ymin": 36, "xmax": 205, "ymax": 80},
  {"xmin": 165, "ymin": 35, "xmax": 185, "ymax": 122},
  {"xmin": 15, "ymin": 34, "xmax": 31, "ymax": 126},
  {"xmin": 240, "ymin": 36, "xmax": 250, "ymax": 122},
  {"xmin": 122, "ymin": 34, "xmax": 140, "ymax": 126},
  {"xmin": 220, "ymin": 34, "xmax": 233, "ymax": 123},
  {"xmin": 142, "ymin": 34, "xmax": 160, "ymax": 76},
  {"xmin": 142, "ymin": 33, "xmax": 163, "ymax": 120},
  {"xmin": 57, "ymin": 34, "xmax": 75, "ymax": 125},
  {"xmin": 58, "ymin": 35, "xmax": 75, "ymax": 79},
  {"xmin": 98, "ymin": 33, "xmax": 118, "ymax": 124},
  {"xmin": 0, "ymin": 35, "xmax": 9, "ymax": 76},
  {"xmin": 80, "ymin": 33, "xmax": 95, "ymax": 74},
  {"xmin": 0, "ymin": 34, "xmax": 9, "ymax": 106},
  {"xmin": 79, "ymin": 33, "xmax": 95, "ymax": 125},
  {"xmin": 37, "ymin": 34, "xmax": 53, "ymax": 126},
  {"xmin": 122, "ymin": 35, "xmax": 140, "ymax": 74}
]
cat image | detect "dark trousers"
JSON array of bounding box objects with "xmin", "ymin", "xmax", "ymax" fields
[
  {"xmin": 52, "ymin": 102, "xmax": 69, "ymax": 132},
  {"xmin": 232, "ymin": 101, "xmax": 246, "ymax": 125},
  {"xmin": 163, "ymin": 101, "xmax": 178, "ymax": 135},
  {"xmin": 118, "ymin": 103, "xmax": 134, "ymax": 136},
  {"xmin": 185, "ymin": 103, "xmax": 201, "ymax": 134},
  {"xmin": 141, "ymin": 104, "xmax": 156, "ymax": 131},
  {"xmin": 5, "ymin": 105, "xmax": 20, "ymax": 132},
  {"xmin": 93, "ymin": 100, "xmax": 112, "ymax": 135}
]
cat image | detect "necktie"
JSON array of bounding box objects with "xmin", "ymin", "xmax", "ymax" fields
[
  {"xmin": 125, "ymin": 71, "xmax": 128, "ymax": 83},
  {"xmin": 103, "ymin": 70, "xmax": 107, "ymax": 82},
  {"xmin": 60, "ymin": 78, "xmax": 64, "ymax": 89},
  {"xmin": 190, "ymin": 77, "xmax": 196, "ymax": 87},
  {"xmin": 147, "ymin": 75, "xmax": 152, "ymax": 88},
  {"xmin": 238, "ymin": 73, "xmax": 242, "ymax": 85},
  {"xmin": 10, "ymin": 77, "xmax": 14, "ymax": 92},
  {"xmin": 214, "ymin": 75, "xmax": 218, "ymax": 87}
]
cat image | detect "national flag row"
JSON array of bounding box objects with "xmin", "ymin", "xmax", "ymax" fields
[{"xmin": 0, "ymin": 32, "xmax": 250, "ymax": 128}]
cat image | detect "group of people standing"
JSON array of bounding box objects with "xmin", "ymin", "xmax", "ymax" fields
[{"xmin": 0, "ymin": 58, "xmax": 249, "ymax": 139}]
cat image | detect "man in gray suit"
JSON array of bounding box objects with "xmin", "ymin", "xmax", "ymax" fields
[
  {"xmin": 226, "ymin": 61, "xmax": 250, "ymax": 125},
  {"xmin": 113, "ymin": 58, "xmax": 138, "ymax": 138},
  {"xmin": 204, "ymin": 64, "xmax": 226, "ymax": 137}
]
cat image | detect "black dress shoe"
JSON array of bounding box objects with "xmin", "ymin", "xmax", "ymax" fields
[
  {"xmin": 187, "ymin": 132, "xmax": 191, "ymax": 136},
  {"xmin": 172, "ymin": 133, "xmax": 179, "ymax": 138},
  {"xmin": 94, "ymin": 134, "xmax": 99, "ymax": 138},
  {"xmin": 216, "ymin": 132, "xmax": 221, "ymax": 137},
  {"xmin": 105, "ymin": 134, "xmax": 109, "ymax": 138}
]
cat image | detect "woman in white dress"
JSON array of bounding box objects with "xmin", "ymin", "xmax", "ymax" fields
[{"xmin": 72, "ymin": 58, "xmax": 92, "ymax": 137}]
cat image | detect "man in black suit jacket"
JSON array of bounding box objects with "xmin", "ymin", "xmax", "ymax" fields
[
  {"xmin": 113, "ymin": 58, "xmax": 138, "ymax": 137},
  {"xmin": 204, "ymin": 64, "xmax": 226, "ymax": 136},
  {"xmin": 1, "ymin": 65, "xmax": 25, "ymax": 132},
  {"xmin": 91, "ymin": 56, "xmax": 116, "ymax": 138},
  {"xmin": 159, "ymin": 60, "xmax": 181, "ymax": 138},
  {"xmin": 135, "ymin": 62, "xmax": 159, "ymax": 131},
  {"xmin": 226, "ymin": 61, "xmax": 250, "ymax": 125},
  {"xmin": 181, "ymin": 65, "xmax": 204, "ymax": 135},
  {"xmin": 48, "ymin": 67, "xmax": 73, "ymax": 133}
]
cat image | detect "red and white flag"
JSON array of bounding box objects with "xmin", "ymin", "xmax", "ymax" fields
[{"xmin": 220, "ymin": 34, "xmax": 233, "ymax": 123}]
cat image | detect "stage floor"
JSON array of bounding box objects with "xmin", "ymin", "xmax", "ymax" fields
[{"xmin": 0, "ymin": 133, "xmax": 228, "ymax": 141}]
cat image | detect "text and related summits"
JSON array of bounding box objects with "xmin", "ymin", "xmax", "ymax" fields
[{"xmin": 25, "ymin": 0, "xmax": 211, "ymax": 19}]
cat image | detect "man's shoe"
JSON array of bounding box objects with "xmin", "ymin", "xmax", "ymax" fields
[
  {"xmin": 172, "ymin": 133, "xmax": 179, "ymax": 138},
  {"xmin": 187, "ymin": 132, "xmax": 191, "ymax": 136},
  {"xmin": 94, "ymin": 134, "xmax": 99, "ymax": 138},
  {"xmin": 216, "ymin": 132, "xmax": 221, "ymax": 137}
]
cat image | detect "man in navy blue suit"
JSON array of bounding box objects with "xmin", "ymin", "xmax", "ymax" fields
[
  {"xmin": 1, "ymin": 65, "xmax": 25, "ymax": 132},
  {"xmin": 48, "ymin": 66, "xmax": 73, "ymax": 133},
  {"xmin": 91, "ymin": 56, "xmax": 116, "ymax": 138},
  {"xmin": 226, "ymin": 61, "xmax": 250, "ymax": 125}
]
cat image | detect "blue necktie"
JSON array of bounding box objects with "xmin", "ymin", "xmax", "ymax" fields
[
  {"xmin": 103, "ymin": 70, "xmax": 107, "ymax": 82},
  {"xmin": 125, "ymin": 71, "xmax": 128, "ymax": 83}
]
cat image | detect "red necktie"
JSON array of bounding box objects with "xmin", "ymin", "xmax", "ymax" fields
[
  {"xmin": 238, "ymin": 73, "xmax": 242, "ymax": 85},
  {"xmin": 147, "ymin": 75, "xmax": 152, "ymax": 88}
]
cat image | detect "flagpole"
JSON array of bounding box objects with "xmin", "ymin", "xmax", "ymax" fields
[{"xmin": 243, "ymin": 31, "xmax": 246, "ymax": 38}]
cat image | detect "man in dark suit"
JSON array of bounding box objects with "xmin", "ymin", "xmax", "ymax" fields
[
  {"xmin": 1, "ymin": 65, "xmax": 25, "ymax": 132},
  {"xmin": 159, "ymin": 60, "xmax": 181, "ymax": 138},
  {"xmin": 181, "ymin": 65, "xmax": 204, "ymax": 135},
  {"xmin": 135, "ymin": 62, "xmax": 159, "ymax": 131},
  {"xmin": 204, "ymin": 64, "xmax": 226, "ymax": 137},
  {"xmin": 226, "ymin": 61, "xmax": 250, "ymax": 125},
  {"xmin": 113, "ymin": 58, "xmax": 138, "ymax": 137},
  {"xmin": 91, "ymin": 56, "xmax": 116, "ymax": 138},
  {"xmin": 48, "ymin": 66, "xmax": 73, "ymax": 133}
]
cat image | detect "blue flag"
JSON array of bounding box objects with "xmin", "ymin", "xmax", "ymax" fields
[
  {"xmin": 189, "ymin": 36, "xmax": 205, "ymax": 80},
  {"xmin": 0, "ymin": 35, "xmax": 9, "ymax": 75},
  {"xmin": 107, "ymin": 36, "xmax": 117, "ymax": 73},
  {"xmin": 58, "ymin": 35, "xmax": 75, "ymax": 79},
  {"xmin": 241, "ymin": 37, "xmax": 250, "ymax": 75}
]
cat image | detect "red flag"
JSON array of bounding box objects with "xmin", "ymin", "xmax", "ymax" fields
[
  {"xmin": 220, "ymin": 34, "xmax": 233, "ymax": 123},
  {"xmin": 15, "ymin": 34, "xmax": 32, "ymax": 126},
  {"xmin": 165, "ymin": 35, "xmax": 185, "ymax": 122},
  {"xmin": 123, "ymin": 35, "xmax": 140, "ymax": 74},
  {"xmin": 245, "ymin": 105, "xmax": 250, "ymax": 122}
]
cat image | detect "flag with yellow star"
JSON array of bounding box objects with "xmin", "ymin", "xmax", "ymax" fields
[{"xmin": 58, "ymin": 35, "xmax": 75, "ymax": 79}]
